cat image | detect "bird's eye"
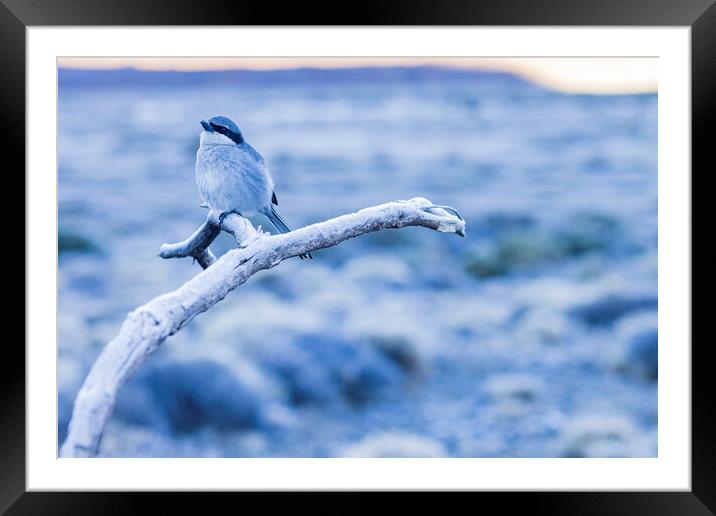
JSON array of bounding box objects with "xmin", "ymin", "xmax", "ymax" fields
[{"xmin": 210, "ymin": 123, "xmax": 226, "ymax": 133}]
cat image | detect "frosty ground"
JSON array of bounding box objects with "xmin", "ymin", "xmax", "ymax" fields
[{"xmin": 58, "ymin": 67, "xmax": 658, "ymax": 457}]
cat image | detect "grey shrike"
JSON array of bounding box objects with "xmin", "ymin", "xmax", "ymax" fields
[{"xmin": 195, "ymin": 115, "xmax": 312, "ymax": 259}]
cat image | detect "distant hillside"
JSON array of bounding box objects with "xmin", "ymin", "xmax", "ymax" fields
[{"xmin": 58, "ymin": 65, "xmax": 540, "ymax": 90}]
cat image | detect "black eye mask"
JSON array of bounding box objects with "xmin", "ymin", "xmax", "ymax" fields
[{"xmin": 209, "ymin": 122, "xmax": 244, "ymax": 144}]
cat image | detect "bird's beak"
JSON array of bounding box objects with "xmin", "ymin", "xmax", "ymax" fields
[{"xmin": 200, "ymin": 120, "xmax": 213, "ymax": 132}]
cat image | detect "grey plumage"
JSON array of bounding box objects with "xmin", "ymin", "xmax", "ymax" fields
[
  {"xmin": 195, "ymin": 116, "xmax": 312, "ymax": 260},
  {"xmin": 264, "ymin": 206, "xmax": 292, "ymax": 234}
]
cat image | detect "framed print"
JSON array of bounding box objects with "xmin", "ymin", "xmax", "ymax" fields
[{"xmin": 3, "ymin": 0, "xmax": 709, "ymax": 512}]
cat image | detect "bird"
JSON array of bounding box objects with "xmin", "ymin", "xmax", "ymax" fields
[{"xmin": 195, "ymin": 115, "xmax": 312, "ymax": 260}]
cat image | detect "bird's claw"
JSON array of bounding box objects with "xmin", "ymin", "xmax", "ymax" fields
[{"xmin": 218, "ymin": 210, "xmax": 242, "ymax": 227}]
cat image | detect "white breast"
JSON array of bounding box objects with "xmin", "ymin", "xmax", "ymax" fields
[
  {"xmin": 195, "ymin": 142, "xmax": 273, "ymax": 216},
  {"xmin": 199, "ymin": 131, "xmax": 234, "ymax": 147}
]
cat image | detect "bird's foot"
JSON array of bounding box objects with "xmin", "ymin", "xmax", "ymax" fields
[{"xmin": 218, "ymin": 210, "xmax": 242, "ymax": 227}]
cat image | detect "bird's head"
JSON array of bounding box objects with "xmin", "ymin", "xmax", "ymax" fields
[{"xmin": 199, "ymin": 115, "xmax": 244, "ymax": 146}]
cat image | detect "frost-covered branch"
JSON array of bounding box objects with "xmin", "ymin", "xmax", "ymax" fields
[
  {"xmin": 158, "ymin": 209, "xmax": 265, "ymax": 269},
  {"xmin": 158, "ymin": 217, "xmax": 220, "ymax": 268},
  {"xmin": 59, "ymin": 197, "xmax": 465, "ymax": 458}
]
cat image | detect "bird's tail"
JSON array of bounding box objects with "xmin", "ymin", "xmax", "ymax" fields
[{"xmin": 264, "ymin": 207, "xmax": 313, "ymax": 260}]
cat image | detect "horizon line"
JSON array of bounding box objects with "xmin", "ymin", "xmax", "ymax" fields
[{"xmin": 57, "ymin": 57, "xmax": 658, "ymax": 95}]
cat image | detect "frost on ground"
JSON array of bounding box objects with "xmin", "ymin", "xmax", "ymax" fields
[
  {"xmin": 338, "ymin": 432, "xmax": 448, "ymax": 458},
  {"xmin": 58, "ymin": 66, "xmax": 657, "ymax": 457}
]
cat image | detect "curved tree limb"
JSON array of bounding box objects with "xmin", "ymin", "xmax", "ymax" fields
[
  {"xmin": 158, "ymin": 218, "xmax": 221, "ymax": 269},
  {"xmin": 59, "ymin": 197, "xmax": 466, "ymax": 458},
  {"xmin": 158, "ymin": 209, "xmax": 267, "ymax": 269}
]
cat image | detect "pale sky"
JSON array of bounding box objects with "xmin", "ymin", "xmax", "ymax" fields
[{"xmin": 58, "ymin": 57, "xmax": 657, "ymax": 94}]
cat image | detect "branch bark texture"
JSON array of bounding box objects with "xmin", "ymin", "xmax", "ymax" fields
[{"xmin": 60, "ymin": 197, "xmax": 465, "ymax": 458}]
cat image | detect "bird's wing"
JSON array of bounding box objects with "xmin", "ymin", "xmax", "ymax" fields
[{"xmin": 272, "ymin": 192, "xmax": 278, "ymax": 206}]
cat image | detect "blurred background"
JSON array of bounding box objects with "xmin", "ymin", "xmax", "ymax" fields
[{"xmin": 58, "ymin": 58, "xmax": 658, "ymax": 458}]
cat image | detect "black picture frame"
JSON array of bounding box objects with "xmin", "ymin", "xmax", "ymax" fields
[{"xmin": 1, "ymin": 0, "xmax": 707, "ymax": 512}]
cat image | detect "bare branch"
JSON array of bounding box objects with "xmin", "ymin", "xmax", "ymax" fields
[
  {"xmin": 158, "ymin": 210, "xmax": 264, "ymax": 269},
  {"xmin": 158, "ymin": 218, "xmax": 220, "ymax": 268},
  {"xmin": 59, "ymin": 197, "xmax": 466, "ymax": 458}
]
